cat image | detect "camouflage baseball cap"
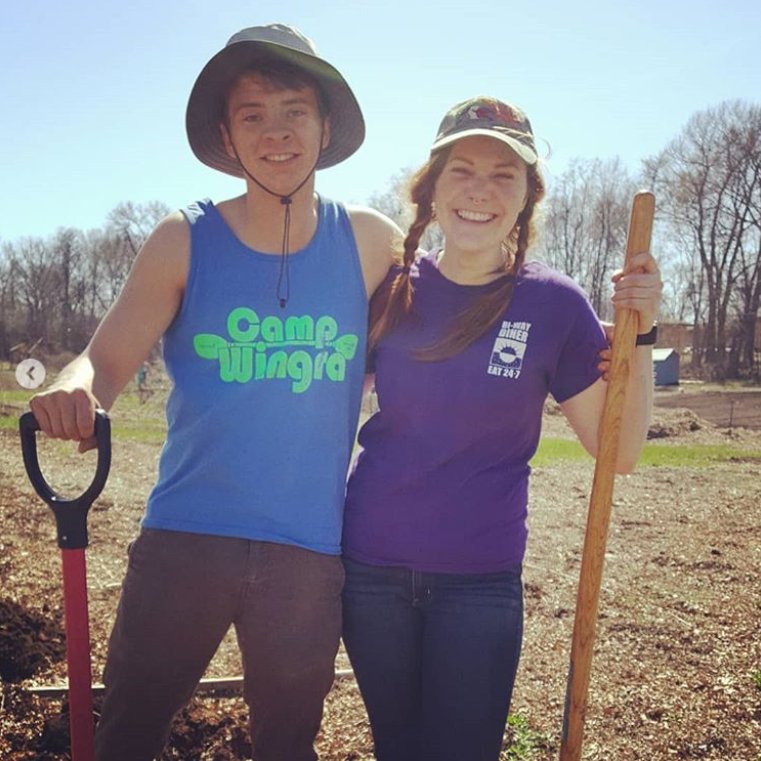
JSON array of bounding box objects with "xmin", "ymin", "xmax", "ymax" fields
[{"xmin": 431, "ymin": 97, "xmax": 537, "ymax": 165}]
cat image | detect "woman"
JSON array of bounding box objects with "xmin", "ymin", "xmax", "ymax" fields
[{"xmin": 341, "ymin": 97, "xmax": 662, "ymax": 761}]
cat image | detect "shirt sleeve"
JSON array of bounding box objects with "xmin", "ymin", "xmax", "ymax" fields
[{"xmin": 549, "ymin": 290, "xmax": 608, "ymax": 403}]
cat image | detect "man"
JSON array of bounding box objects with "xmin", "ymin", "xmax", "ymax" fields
[{"xmin": 30, "ymin": 24, "xmax": 398, "ymax": 761}]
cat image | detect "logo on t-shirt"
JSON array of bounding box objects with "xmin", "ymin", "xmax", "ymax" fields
[
  {"xmin": 193, "ymin": 307, "xmax": 359, "ymax": 394},
  {"xmin": 487, "ymin": 320, "xmax": 531, "ymax": 379}
]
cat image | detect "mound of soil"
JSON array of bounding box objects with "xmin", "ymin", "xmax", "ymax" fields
[
  {"xmin": 0, "ymin": 599, "xmax": 65, "ymax": 682},
  {"xmin": 646, "ymin": 408, "xmax": 707, "ymax": 438}
]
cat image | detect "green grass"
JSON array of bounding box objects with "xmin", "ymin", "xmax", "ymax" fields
[
  {"xmin": 0, "ymin": 416, "xmax": 22, "ymax": 431},
  {"xmin": 4, "ymin": 402, "xmax": 761, "ymax": 466},
  {"xmin": 501, "ymin": 713, "xmax": 548, "ymax": 759},
  {"xmin": 0, "ymin": 384, "xmax": 168, "ymax": 443},
  {"xmin": 107, "ymin": 392, "xmax": 168, "ymax": 444},
  {"xmin": 0, "ymin": 386, "xmax": 33, "ymax": 431},
  {"xmin": 531, "ymin": 438, "xmax": 592, "ymax": 466},
  {"xmin": 0, "ymin": 387, "xmax": 34, "ymax": 417},
  {"xmin": 637, "ymin": 442, "xmax": 761, "ymax": 467},
  {"xmin": 0, "ymin": 388, "xmax": 32, "ymax": 403},
  {"xmin": 530, "ymin": 437, "xmax": 761, "ymax": 468}
]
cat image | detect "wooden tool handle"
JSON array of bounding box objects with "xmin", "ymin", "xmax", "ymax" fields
[{"xmin": 559, "ymin": 191, "xmax": 655, "ymax": 761}]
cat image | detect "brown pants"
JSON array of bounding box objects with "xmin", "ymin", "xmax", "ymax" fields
[{"xmin": 94, "ymin": 529, "xmax": 344, "ymax": 761}]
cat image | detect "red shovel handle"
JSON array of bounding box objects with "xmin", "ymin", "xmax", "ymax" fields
[{"xmin": 62, "ymin": 549, "xmax": 94, "ymax": 761}]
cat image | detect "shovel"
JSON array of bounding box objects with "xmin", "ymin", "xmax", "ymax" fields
[{"xmin": 19, "ymin": 409, "xmax": 111, "ymax": 761}]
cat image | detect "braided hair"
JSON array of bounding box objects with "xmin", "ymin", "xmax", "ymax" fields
[{"xmin": 369, "ymin": 145, "xmax": 545, "ymax": 361}]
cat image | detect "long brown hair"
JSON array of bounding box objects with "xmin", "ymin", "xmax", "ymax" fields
[{"xmin": 368, "ymin": 144, "xmax": 546, "ymax": 361}]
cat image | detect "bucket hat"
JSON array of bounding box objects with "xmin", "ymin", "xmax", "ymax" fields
[
  {"xmin": 431, "ymin": 97, "xmax": 538, "ymax": 165},
  {"xmin": 186, "ymin": 24, "xmax": 365, "ymax": 176}
]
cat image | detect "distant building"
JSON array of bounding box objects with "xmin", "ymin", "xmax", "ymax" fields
[{"xmin": 653, "ymin": 348, "xmax": 680, "ymax": 386}]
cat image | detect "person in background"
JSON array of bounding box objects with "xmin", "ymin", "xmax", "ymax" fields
[
  {"xmin": 341, "ymin": 96, "xmax": 662, "ymax": 761},
  {"xmin": 135, "ymin": 361, "xmax": 151, "ymax": 403},
  {"xmin": 28, "ymin": 24, "xmax": 398, "ymax": 761}
]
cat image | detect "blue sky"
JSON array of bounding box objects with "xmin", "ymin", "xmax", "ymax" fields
[{"xmin": 1, "ymin": 0, "xmax": 758, "ymax": 242}]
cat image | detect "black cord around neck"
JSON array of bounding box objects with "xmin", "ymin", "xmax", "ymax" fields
[
  {"xmin": 278, "ymin": 197, "xmax": 292, "ymax": 308},
  {"xmin": 229, "ymin": 127, "xmax": 324, "ymax": 309}
]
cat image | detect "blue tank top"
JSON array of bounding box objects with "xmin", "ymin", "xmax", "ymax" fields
[{"xmin": 143, "ymin": 197, "xmax": 368, "ymax": 554}]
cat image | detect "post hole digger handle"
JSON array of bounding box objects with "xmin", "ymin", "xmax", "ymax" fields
[
  {"xmin": 559, "ymin": 191, "xmax": 655, "ymax": 761},
  {"xmin": 19, "ymin": 409, "xmax": 112, "ymax": 549}
]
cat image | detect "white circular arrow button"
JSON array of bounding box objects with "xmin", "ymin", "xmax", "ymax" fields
[{"xmin": 15, "ymin": 358, "xmax": 46, "ymax": 390}]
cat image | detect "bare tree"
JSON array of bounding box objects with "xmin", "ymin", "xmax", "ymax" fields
[
  {"xmin": 50, "ymin": 227, "xmax": 92, "ymax": 351},
  {"xmin": 537, "ymin": 158, "xmax": 637, "ymax": 320},
  {"xmin": 0, "ymin": 244, "xmax": 16, "ymax": 356},
  {"xmin": 0, "ymin": 200, "xmax": 174, "ymax": 363},
  {"xmin": 90, "ymin": 201, "xmax": 172, "ymax": 310},
  {"xmin": 645, "ymin": 100, "xmax": 761, "ymax": 379},
  {"xmin": 7, "ymin": 237, "xmax": 62, "ymax": 348},
  {"xmin": 730, "ymin": 115, "xmax": 761, "ymax": 378},
  {"xmin": 107, "ymin": 200, "xmax": 171, "ymax": 257}
]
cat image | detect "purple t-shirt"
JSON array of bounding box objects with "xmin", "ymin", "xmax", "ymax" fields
[{"xmin": 342, "ymin": 254, "xmax": 607, "ymax": 574}]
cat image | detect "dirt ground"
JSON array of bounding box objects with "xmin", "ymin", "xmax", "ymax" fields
[{"xmin": 1, "ymin": 391, "xmax": 760, "ymax": 760}]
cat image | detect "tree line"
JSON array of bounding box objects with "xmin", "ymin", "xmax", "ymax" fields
[
  {"xmin": 1, "ymin": 201, "xmax": 169, "ymax": 366},
  {"xmin": 2, "ymin": 100, "xmax": 759, "ymax": 381}
]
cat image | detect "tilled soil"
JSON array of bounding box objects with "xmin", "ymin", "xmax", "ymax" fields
[{"xmin": 1, "ymin": 401, "xmax": 760, "ymax": 760}]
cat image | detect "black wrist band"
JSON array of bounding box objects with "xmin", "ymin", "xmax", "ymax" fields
[{"xmin": 635, "ymin": 324, "xmax": 658, "ymax": 346}]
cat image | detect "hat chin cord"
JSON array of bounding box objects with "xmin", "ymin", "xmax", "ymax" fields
[{"xmin": 229, "ymin": 125, "xmax": 324, "ymax": 309}]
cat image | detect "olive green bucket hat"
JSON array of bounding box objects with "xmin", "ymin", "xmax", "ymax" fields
[{"xmin": 186, "ymin": 23, "xmax": 365, "ymax": 176}]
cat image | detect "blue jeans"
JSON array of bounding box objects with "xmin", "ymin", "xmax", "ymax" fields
[{"xmin": 342, "ymin": 558, "xmax": 523, "ymax": 761}]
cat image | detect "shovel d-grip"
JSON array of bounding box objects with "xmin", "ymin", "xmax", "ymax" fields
[
  {"xmin": 19, "ymin": 410, "xmax": 111, "ymax": 549},
  {"xmin": 19, "ymin": 408, "xmax": 111, "ymax": 761}
]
